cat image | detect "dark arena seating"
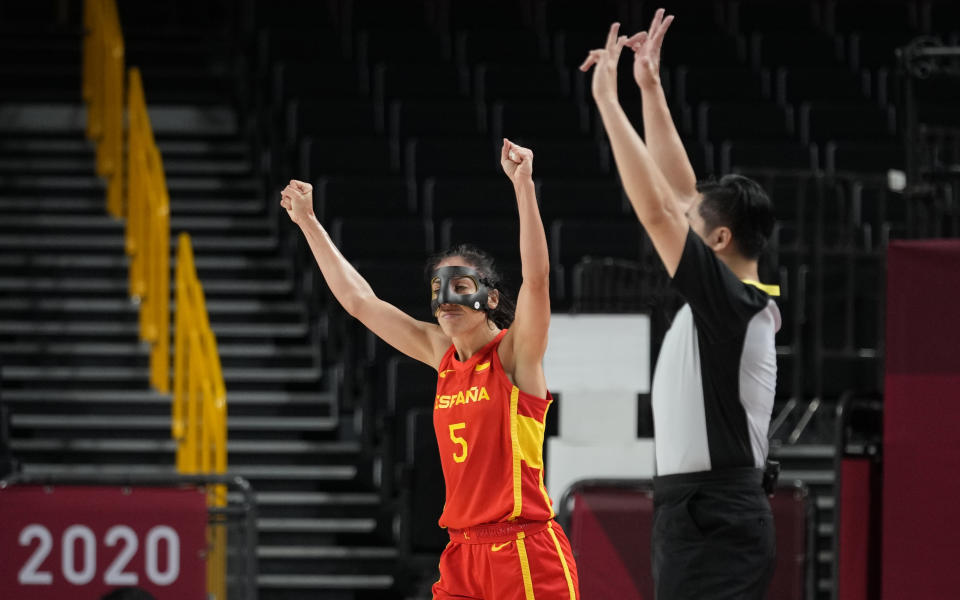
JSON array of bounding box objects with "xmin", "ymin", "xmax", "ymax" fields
[{"xmin": 1, "ymin": 0, "xmax": 959, "ymax": 599}]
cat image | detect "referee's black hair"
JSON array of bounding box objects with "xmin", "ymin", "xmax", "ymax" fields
[
  {"xmin": 426, "ymin": 244, "xmax": 516, "ymax": 329},
  {"xmin": 696, "ymin": 174, "xmax": 775, "ymax": 260}
]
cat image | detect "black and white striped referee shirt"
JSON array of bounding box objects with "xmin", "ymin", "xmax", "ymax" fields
[{"xmin": 652, "ymin": 228, "xmax": 781, "ymax": 476}]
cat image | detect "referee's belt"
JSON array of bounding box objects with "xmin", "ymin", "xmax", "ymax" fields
[{"xmin": 447, "ymin": 519, "xmax": 551, "ymax": 544}]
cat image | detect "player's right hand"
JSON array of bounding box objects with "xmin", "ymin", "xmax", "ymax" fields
[{"xmin": 280, "ymin": 179, "xmax": 314, "ymax": 225}]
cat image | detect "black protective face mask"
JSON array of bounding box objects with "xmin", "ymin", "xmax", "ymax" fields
[{"xmin": 430, "ymin": 266, "xmax": 493, "ymax": 317}]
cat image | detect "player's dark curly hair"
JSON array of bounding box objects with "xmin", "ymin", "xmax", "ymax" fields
[
  {"xmin": 426, "ymin": 244, "xmax": 516, "ymax": 329},
  {"xmin": 696, "ymin": 174, "xmax": 776, "ymax": 260}
]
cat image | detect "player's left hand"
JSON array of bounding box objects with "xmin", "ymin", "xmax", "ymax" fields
[{"xmin": 500, "ymin": 138, "xmax": 533, "ymax": 184}]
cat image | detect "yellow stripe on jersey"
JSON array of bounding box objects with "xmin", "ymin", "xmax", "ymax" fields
[
  {"xmin": 517, "ymin": 410, "xmax": 553, "ymax": 516},
  {"xmin": 547, "ymin": 522, "xmax": 577, "ymax": 600},
  {"xmin": 509, "ymin": 386, "xmax": 523, "ymax": 520},
  {"xmin": 741, "ymin": 279, "xmax": 781, "ymax": 297},
  {"xmin": 475, "ymin": 361, "xmax": 491, "ymax": 372},
  {"xmin": 538, "ymin": 468, "xmax": 555, "ymax": 519},
  {"xmin": 516, "ymin": 531, "xmax": 536, "ymax": 600}
]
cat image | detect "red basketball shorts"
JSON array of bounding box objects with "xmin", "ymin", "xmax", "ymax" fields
[{"xmin": 432, "ymin": 520, "xmax": 580, "ymax": 600}]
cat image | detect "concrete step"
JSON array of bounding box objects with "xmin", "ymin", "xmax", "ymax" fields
[
  {"xmin": 0, "ymin": 234, "xmax": 278, "ymax": 253},
  {"xmin": 258, "ymin": 546, "xmax": 397, "ymax": 560},
  {"xmin": 10, "ymin": 439, "xmax": 356, "ymax": 456},
  {"xmin": 0, "ymin": 276, "xmax": 291, "ymax": 297},
  {"xmin": 0, "ymin": 197, "xmax": 104, "ymax": 214},
  {"xmin": 0, "ymin": 138, "xmax": 92, "ymax": 157},
  {"xmin": 229, "ymin": 491, "xmax": 381, "ymax": 521},
  {"xmin": 0, "ymin": 296, "xmax": 303, "ymax": 318},
  {"xmin": 11, "ymin": 414, "xmax": 338, "ymax": 432},
  {"xmin": 0, "ymin": 156, "xmax": 252, "ymax": 177},
  {"xmin": 0, "ymin": 195, "xmax": 264, "ymax": 215},
  {"xmin": 257, "ymin": 574, "xmax": 393, "ymax": 591},
  {"xmin": 0, "ymin": 174, "xmax": 105, "ymax": 193},
  {"xmin": 0, "ymin": 103, "xmax": 86, "ymax": 135},
  {"xmin": 2, "ymin": 389, "xmax": 334, "ymax": 407},
  {"xmin": 0, "ymin": 156, "xmax": 94, "ymax": 174},
  {"xmin": 1, "ymin": 365, "xmax": 321, "ymax": 384},
  {"xmin": 235, "ymin": 492, "xmax": 380, "ymax": 508},
  {"xmin": 257, "ymin": 517, "xmax": 374, "ymax": 534},
  {"xmin": 235, "ymin": 465, "xmax": 358, "ymax": 482},
  {"xmin": 0, "ymin": 320, "xmax": 307, "ymax": 339},
  {"xmin": 0, "ymin": 214, "xmax": 271, "ymax": 235}
]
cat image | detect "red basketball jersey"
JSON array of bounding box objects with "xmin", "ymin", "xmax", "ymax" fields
[{"xmin": 433, "ymin": 329, "xmax": 556, "ymax": 529}]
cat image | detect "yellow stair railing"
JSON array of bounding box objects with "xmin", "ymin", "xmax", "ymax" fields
[
  {"xmin": 82, "ymin": 0, "xmax": 124, "ymax": 218},
  {"xmin": 174, "ymin": 231, "xmax": 229, "ymax": 599},
  {"xmin": 127, "ymin": 67, "xmax": 171, "ymax": 393},
  {"xmin": 83, "ymin": 1, "xmax": 231, "ymax": 596}
]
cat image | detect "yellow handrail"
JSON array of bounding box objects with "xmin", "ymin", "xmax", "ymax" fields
[
  {"xmin": 126, "ymin": 67, "xmax": 171, "ymax": 394},
  {"xmin": 83, "ymin": 3, "xmax": 231, "ymax": 595},
  {"xmin": 174, "ymin": 232, "xmax": 228, "ymax": 599},
  {"xmin": 82, "ymin": 0, "xmax": 124, "ymax": 218}
]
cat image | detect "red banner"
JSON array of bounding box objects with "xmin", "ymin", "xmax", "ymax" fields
[{"xmin": 0, "ymin": 485, "xmax": 208, "ymax": 600}]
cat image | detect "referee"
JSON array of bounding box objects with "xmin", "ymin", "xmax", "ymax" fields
[{"xmin": 582, "ymin": 11, "xmax": 779, "ymax": 600}]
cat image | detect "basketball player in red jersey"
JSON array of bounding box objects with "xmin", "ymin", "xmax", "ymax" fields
[{"xmin": 280, "ymin": 138, "xmax": 580, "ymax": 600}]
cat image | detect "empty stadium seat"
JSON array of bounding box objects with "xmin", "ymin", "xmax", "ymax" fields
[
  {"xmin": 474, "ymin": 63, "xmax": 572, "ymax": 102},
  {"xmin": 287, "ymin": 99, "xmax": 384, "ymax": 141},
  {"xmin": 513, "ymin": 138, "xmax": 609, "ymax": 176},
  {"xmin": 455, "ymin": 30, "xmax": 548, "ymax": 66},
  {"xmin": 722, "ymin": 140, "xmax": 819, "ymax": 172},
  {"xmin": 421, "ymin": 176, "xmax": 521, "ymax": 221},
  {"xmin": 729, "ymin": 0, "xmax": 824, "ymax": 33},
  {"xmin": 356, "ymin": 29, "xmax": 451, "ymax": 66},
  {"xmin": 331, "ymin": 217, "xmax": 433, "ymax": 260},
  {"xmin": 314, "ymin": 176, "xmax": 415, "ymax": 223},
  {"xmin": 824, "ymin": 141, "xmax": 903, "ymax": 174},
  {"xmin": 398, "ymin": 408, "xmax": 448, "ymax": 554},
  {"xmin": 405, "ymin": 137, "xmax": 500, "ymax": 179},
  {"xmin": 352, "ymin": 259, "xmax": 429, "ymax": 315},
  {"xmin": 799, "ymin": 102, "xmax": 896, "ymax": 144},
  {"xmin": 660, "ymin": 33, "xmax": 746, "ymax": 67},
  {"xmin": 776, "ymin": 67, "xmax": 872, "ymax": 104},
  {"xmin": 373, "ymin": 62, "xmax": 469, "ymax": 102},
  {"xmin": 675, "ymin": 66, "xmax": 771, "ymax": 105},
  {"xmin": 537, "ymin": 178, "xmax": 627, "ymax": 221},
  {"xmin": 697, "ymin": 102, "xmax": 795, "ymax": 142},
  {"xmin": 301, "ymin": 135, "xmax": 398, "ymax": 177},
  {"xmin": 389, "ymin": 99, "xmax": 484, "ymax": 141},
  {"xmin": 750, "ymin": 32, "xmax": 845, "ymax": 68},
  {"xmin": 440, "ymin": 217, "xmax": 519, "ymax": 261},
  {"xmin": 490, "ymin": 99, "xmax": 590, "ymax": 140}
]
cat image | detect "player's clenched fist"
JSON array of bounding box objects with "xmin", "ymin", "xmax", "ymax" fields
[{"xmin": 280, "ymin": 179, "xmax": 314, "ymax": 226}]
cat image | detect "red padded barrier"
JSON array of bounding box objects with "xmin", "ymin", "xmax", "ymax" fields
[
  {"xmin": 568, "ymin": 482, "xmax": 810, "ymax": 599},
  {"xmin": 884, "ymin": 241, "xmax": 960, "ymax": 600}
]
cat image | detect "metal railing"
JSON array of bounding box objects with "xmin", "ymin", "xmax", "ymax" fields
[
  {"xmin": 82, "ymin": 0, "xmax": 124, "ymax": 218},
  {"xmin": 1, "ymin": 472, "xmax": 258, "ymax": 600},
  {"xmin": 174, "ymin": 231, "xmax": 229, "ymax": 598},
  {"xmin": 127, "ymin": 67, "xmax": 172, "ymax": 394}
]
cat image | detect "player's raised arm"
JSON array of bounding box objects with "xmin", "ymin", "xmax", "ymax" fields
[
  {"xmin": 280, "ymin": 180, "xmax": 448, "ymax": 368},
  {"xmin": 497, "ymin": 138, "xmax": 550, "ymax": 398},
  {"xmin": 580, "ymin": 23, "xmax": 688, "ymax": 276}
]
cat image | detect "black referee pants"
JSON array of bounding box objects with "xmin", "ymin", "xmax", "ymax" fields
[{"xmin": 651, "ymin": 467, "xmax": 776, "ymax": 600}]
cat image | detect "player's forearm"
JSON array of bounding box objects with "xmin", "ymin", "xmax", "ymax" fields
[
  {"xmin": 298, "ymin": 216, "xmax": 376, "ymax": 315},
  {"xmin": 514, "ymin": 177, "xmax": 550, "ymax": 286},
  {"xmin": 640, "ymin": 83, "xmax": 698, "ymax": 204},
  {"xmin": 596, "ymin": 98, "xmax": 677, "ymax": 225}
]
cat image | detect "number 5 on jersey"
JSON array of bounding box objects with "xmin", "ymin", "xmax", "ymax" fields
[{"xmin": 449, "ymin": 422, "xmax": 468, "ymax": 463}]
